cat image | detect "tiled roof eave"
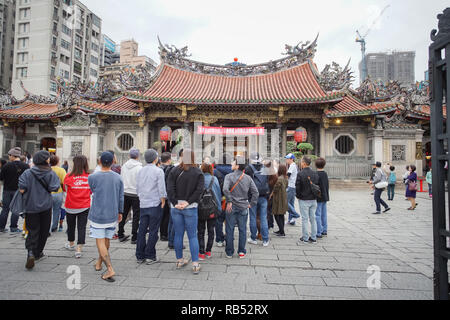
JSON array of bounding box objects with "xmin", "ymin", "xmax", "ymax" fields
[{"xmin": 0, "ymin": 109, "xmax": 71, "ymax": 120}]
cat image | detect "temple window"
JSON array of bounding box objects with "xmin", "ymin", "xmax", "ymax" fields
[
  {"xmin": 334, "ymin": 134, "xmax": 355, "ymax": 156},
  {"xmin": 117, "ymin": 133, "xmax": 134, "ymax": 152}
]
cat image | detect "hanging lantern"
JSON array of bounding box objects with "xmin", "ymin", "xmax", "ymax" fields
[
  {"xmin": 294, "ymin": 127, "xmax": 307, "ymax": 143},
  {"xmin": 160, "ymin": 126, "xmax": 172, "ymax": 142}
]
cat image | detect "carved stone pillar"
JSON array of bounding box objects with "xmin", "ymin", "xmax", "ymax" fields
[
  {"xmin": 56, "ymin": 124, "xmax": 63, "ymax": 162},
  {"xmin": 89, "ymin": 125, "xmax": 99, "ymax": 170}
]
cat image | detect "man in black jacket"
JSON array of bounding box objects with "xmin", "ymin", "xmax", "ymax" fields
[
  {"xmin": 0, "ymin": 147, "xmax": 30, "ymax": 233},
  {"xmin": 295, "ymin": 156, "xmax": 320, "ymax": 245},
  {"xmin": 160, "ymin": 152, "xmax": 173, "ymax": 242}
]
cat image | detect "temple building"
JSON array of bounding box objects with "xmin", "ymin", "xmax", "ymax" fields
[{"xmin": 0, "ymin": 36, "xmax": 437, "ymax": 179}]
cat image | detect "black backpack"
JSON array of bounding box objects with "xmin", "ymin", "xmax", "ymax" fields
[{"xmin": 198, "ymin": 178, "xmax": 219, "ymax": 220}]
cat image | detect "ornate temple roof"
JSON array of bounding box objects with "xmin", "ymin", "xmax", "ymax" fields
[
  {"xmin": 0, "ymin": 102, "xmax": 70, "ymax": 119},
  {"xmin": 77, "ymin": 96, "xmax": 142, "ymax": 116},
  {"xmin": 126, "ymin": 62, "xmax": 344, "ymax": 106},
  {"xmin": 325, "ymin": 95, "xmax": 398, "ymax": 118}
]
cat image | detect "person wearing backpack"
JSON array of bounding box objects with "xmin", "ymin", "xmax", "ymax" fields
[
  {"xmin": 296, "ymin": 156, "xmax": 320, "ymax": 245},
  {"xmin": 197, "ymin": 162, "xmax": 221, "ymax": 260},
  {"xmin": 18, "ymin": 151, "xmax": 60, "ymax": 270},
  {"xmin": 160, "ymin": 152, "xmax": 174, "ymax": 243},
  {"xmin": 245, "ymin": 152, "xmax": 271, "ymax": 247},
  {"xmin": 387, "ymin": 166, "xmax": 397, "ymax": 201}
]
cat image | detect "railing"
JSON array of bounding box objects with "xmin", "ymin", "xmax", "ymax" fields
[{"xmin": 317, "ymin": 159, "xmax": 372, "ymax": 180}]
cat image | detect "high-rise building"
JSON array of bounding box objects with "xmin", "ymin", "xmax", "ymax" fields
[
  {"xmin": 100, "ymin": 34, "xmax": 116, "ymax": 66},
  {"xmin": 0, "ymin": 0, "xmax": 16, "ymax": 91},
  {"xmin": 11, "ymin": 0, "xmax": 102, "ymax": 98},
  {"xmin": 359, "ymin": 51, "xmax": 415, "ymax": 85},
  {"xmin": 99, "ymin": 39, "xmax": 157, "ymax": 81}
]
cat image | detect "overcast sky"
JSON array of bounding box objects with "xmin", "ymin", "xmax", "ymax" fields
[{"xmin": 83, "ymin": 0, "xmax": 448, "ymax": 87}]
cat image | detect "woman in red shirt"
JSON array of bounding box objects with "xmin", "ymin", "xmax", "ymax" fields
[{"xmin": 63, "ymin": 156, "xmax": 91, "ymax": 259}]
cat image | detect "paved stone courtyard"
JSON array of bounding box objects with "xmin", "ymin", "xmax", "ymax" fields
[{"xmin": 0, "ymin": 186, "xmax": 437, "ymax": 300}]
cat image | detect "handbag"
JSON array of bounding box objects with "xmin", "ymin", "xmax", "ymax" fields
[
  {"xmin": 408, "ymin": 181, "xmax": 417, "ymax": 192},
  {"xmin": 375, "ymin": 181, "xmax": 389, "ymax": 189},
  {"xmin": 10, "ymin": 190, "xmax": 24, "ymax": 218}
]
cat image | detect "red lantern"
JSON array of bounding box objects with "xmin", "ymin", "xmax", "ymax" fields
[
  {"xmin": 234, "ymin": 58, "xmax": 238, "ymax": 62},
  {"xmin": 294, "ymin": 127, "xmax": 307, "ymax": 143},
  {"xmin": 160, "ymin": 126, "xmax": 172, "ymax": 142}
]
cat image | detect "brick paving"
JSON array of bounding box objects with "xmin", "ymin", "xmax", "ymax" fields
[{"xmin": 0, "ymin": 186, "xmax": 436, "ymax": 300}]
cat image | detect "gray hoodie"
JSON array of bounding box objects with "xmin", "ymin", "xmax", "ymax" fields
[{"xmin": 19, "ymin": 166, "xmax": 61, "ymax": 214}]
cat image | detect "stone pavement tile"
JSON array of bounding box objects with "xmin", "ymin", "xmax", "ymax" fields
[
  {"xmin": 121, "ymin": 277, "xmax": 184, "ymax": 289},
  {"xmin": 207, "ymin": 272, "xmax": 238, "ymax": 281},
  {"xmin": 277, "ymin": 254, "xmax": 336, "ymax": 262},
  {"xmin": 272, "ymin": 249, "xmax": 305, "ymax": 256},
  {"xmin": 323, "ymin": 277, "xmax": 389, "ymax": 289},
  {"xmin": 250, "ymin": 259, "xmax": 312, "ymax": 268},
  {"xmin": 0, "ymin": 293, "xmax": 44, "ymax": 300},
  {"xmin": 310, "ymin": 261, "xmax": 417, "ymax": 273},
  {"xmin": 334, "ymin": 270, "xmax": 377, "ymax": 279},
  {"xmin": 227, "ymin": 265, "xmax": 256, "ymax": 274},
  {"xmin": 281, "ymin": 268, "xmax": 336, "ymax": 278},
  {"xmin": 13, "ymin": 281, "xmax": 88, "ymax": 296},
  {"xmin": 357, "ymin": 253, "xmax": 397, "ymax": 260},
  {"xmin": 215, "ymin": 257, "xmax": 251, "ymax": 266},
  {"xmin": 234, "ymin": 274, "xmax": 268, "ymax": 284},
  {"xmin": 305, "ymin": 250, "xmax": 360, "ymax": 258},
  {"xmin": 254, "ymin": 267, "xmax": 281, "ymax": 276},
  {"xmin": 192, "ymin": 263, "xmax": 227, "ymax": 273},
  {"xmin": 44, "ymin": 295, "xmax": 107, "ymax": 300},
  {"xmin": 266, "ymin": 275, "xmax": 325, "ymax": 286},
  {"xmin": 143, "ymin": 288, "xmax": 212, "ymax": 300},
  {"xmin": 0, "ymin": 280, "xmax": 28, "ymax": 292},
  {"xmin": 247, "ymin": 253, "xmax": 279, "ymax": 260},
  {"xmin": 246, "ymin": 283, "xmax": 296, "ymax": 296},
  {"xmin": 78, "ymin": 273, "xmax": 128, "ymax": 286},
  {"xmin": 278, "ymin": 295, "xmax": 336, "ymax": 300},
  {"xmin": 7, "ymin": 271, "xmax": 69, "ymax": 283},
  {"xmin": 356, "ymin": 288, "xmax": 432, "ymax": 300},
  {"xmin": 211, "ymin": 292, "xmax": 277, "ymax": 300},
  {"xmin": 0, "ymin": 254, "xmax": 29, "ymax": 263},
  {"xmin": 381, "ymin": 273, "xmax": 433, "ymax": 291},
  {"xmin": 158, "ymin": 270, "xmax": 209, "ymax": 280},
  {"xmin": 183, "ymin": 279, "xmax": 246, "ymax": 292},
  {"xmin": 294, "ymin": 285, "xmax": 363, "ymax": 299},
  {"xmin": 78, "ymin": 284, "xmax": 148, "ymax": 299}
]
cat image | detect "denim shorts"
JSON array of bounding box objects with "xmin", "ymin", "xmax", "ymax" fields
[{"xmin": 89, "ymin": 226, "xmax": 116, "ymax": 239}]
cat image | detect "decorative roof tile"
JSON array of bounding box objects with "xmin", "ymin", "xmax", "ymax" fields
[
  {"xmin": 127, "ymin": 63, "xmax": 339, "ymax": 105},
  {"xmin": 325, "ymin": 95, "xmax": 398, "ymax": 118}
]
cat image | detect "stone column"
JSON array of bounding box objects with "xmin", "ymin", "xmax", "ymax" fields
[
  {"xmin": 142, "ymin": 122, "xmax": 149, "ymax": 151},
  {"xmin": 56, "ymin": 125, "xmax": 63, "ymax": 162},
  {"xmin": 89, "ymin": 125, "xmax": 99, "ymax": 170},
  {"xmin": 372, "ymin": 129, "xmax": 384, "ymax": 163},
  {"xmin": 415, "ymin": 128, "xmax": 425, "ymax": 176},
  {"xmin": 319, "ymin": 124, "xmax": 326, "ymax": 158}
]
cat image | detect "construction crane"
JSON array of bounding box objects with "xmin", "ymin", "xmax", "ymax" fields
[{"xmin": 356, "ymin": 4, "xmax": 390, "ymax": 83}]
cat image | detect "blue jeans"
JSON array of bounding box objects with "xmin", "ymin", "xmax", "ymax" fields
[
  {"xmin": 315, "ymin": 202, "xmax": 328, "ymax": 237},
  {"xmin": 374, "ymin": 188, "xmax": 388, "ymax": 212},
  {"xmin": 428, "ymin": 184, "xmax": 432, "ymax": 196},
  {"xmin": 171, "ymin": 207, "xmax": 199, "ymax": 262},
  {"xmin": 387, "ymin": 184, "xmax": 395, "ymax": 200},
  {"xmin": 215, "ymin": 211, "xmax": 226, "ymax": 243},
  {"xmin": 51, "ymin": 193, "xmax": 63, "ymax": 232},
  {"xmin": 0, "ymin": 190, "xmax": 19, "ymax": 230},
  {"xmin": 225, "ymin": 208, "xmax": 248, "ymax": 256},
  {"xmin": 299, "ymin": 200, "xmax": 318, "ymax": 241},
  {"xmin": 249, "ymin": 197, "xmax": 269, "ymax": 242},
  {"xmin": 136, "ymin": 206, "xmax": 163, "ymax": 260},
  {"xmin": 168, "ymin": 213, "xmax": 175, "ymax": 246},
  {"xmin": 287, "ymin": 187, "xmax": 300, "ymax": 220}
]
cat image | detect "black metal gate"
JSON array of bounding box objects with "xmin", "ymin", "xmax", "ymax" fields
[{"xmin": 429, "ymin": 7, "xmax": 450, "ymax": 300}]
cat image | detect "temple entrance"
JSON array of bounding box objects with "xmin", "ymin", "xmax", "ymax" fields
[{"xmin": 40, "ymin": 137, "xmax": 56, "ymax": 151}]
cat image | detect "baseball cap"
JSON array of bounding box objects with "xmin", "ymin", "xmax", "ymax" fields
[
  {"xmin": 285, "ymin": 153, "xmax": 296, "ymax": 160},
  {"xmin": 100, "ymin": 151, "xmax": 114, "ymax": 167},
  {"xmin": 249, "ymin": 152, "xmax": 262, "ymax": 164}
]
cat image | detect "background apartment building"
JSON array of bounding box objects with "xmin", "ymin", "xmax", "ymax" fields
[
  {"xmin": 99, "ymin": 39, "xmax": 157, "ymax": 81},
  {"xmin": 0, "ymin": 0, "xmax": 16, "ymax": 91},
  {"xmin": 359, "ymin": 51, "xmax": 416, "ymax": 86},
  {"xmin": 12, "ymin": 0, "xmax": 102, "ymax": 98},
  {"xmin": 100, "ymin": 33, "xmax": 118, "ymax": 66}
]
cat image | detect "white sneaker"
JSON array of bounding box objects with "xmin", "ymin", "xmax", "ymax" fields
[
  {"xmin": 216, "ymin": 242, "xmax": 224, "ymax": 247},
  {"xmin": 247, "ymin": 238, "xmax": 258, "ymax": 245},
  {"xmin": 65, "ymin": 243, "xmax": 75, "ymax": 251},
  {"xmin": 263, "ymin": 241, "xmax": 270, "ymax": 247}
]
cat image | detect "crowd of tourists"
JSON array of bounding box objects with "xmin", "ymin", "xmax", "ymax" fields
[
  {"xmin": 0, "ymin": 146, "xmax": 330, "ymax": 281},
  {"xmin": 369, "ymin": 161, "xmax": 431, "ymax": 214}
]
